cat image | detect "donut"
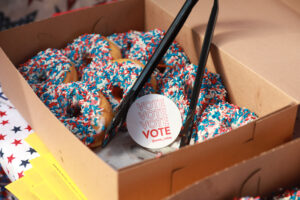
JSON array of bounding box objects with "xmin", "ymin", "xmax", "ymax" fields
[
  {"xmin": 82, "ymin": 59, "xmax": 157, "ymax": 110},
  {"xmin": 19, "ymin": 48, "xmax": 78, "ymax": 95},
  {"xmin": 128, "ymin": 29, "xmax": 190, "ymax": 75},
  {"xmin": 113, "ymin": 58, "xmax": 158, "ymax": 91},
  {"xmin": 157, "ymin": 70, "xmax": 190, "ymax": 124},
  {"xmin": 273, "ymin": 188, "xmax": 300, "ymax": 200},
  {"xmin": 107, "ymin": 29, "xmax": 190, "ymax": 76},
  {"xmin": 158, "ymin": 63, "xmax": 227, "ymax": 125},
  {"xmin": 107, "ymin": 30, "xmax": 141, "ymax": 58},
  {"xmin": 62, "ymin": 34, "xmax": 122, "ymax": 78},
  {"xmin": 190, "ymin": 101, "xmax": 257, "ymax": 144},
  {"xmin": 18, "ymin": 29, "xmax": 258, "ymax": 149},
  {"xmin": 182, "ymin": 64, "xmax": 227, "ymax": 114},
  {"xmin": 39, "ymin": 82, "xmax": 113, "ymax": 147},
  {"xmin": 107, "ymin": 38, "xmax": 123, "ymax": 60}
]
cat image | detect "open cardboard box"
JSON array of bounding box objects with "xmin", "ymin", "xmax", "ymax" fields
[
  {"xmin": 166, "ymin": 137, "xmax": 300, "ymax": 200},
  {"xmin": 0, "ymin": 0, "xmax": 298, "ymax": 199}
]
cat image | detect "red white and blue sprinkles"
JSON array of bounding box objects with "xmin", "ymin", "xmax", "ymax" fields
[
  {"xmin": 107, "ymin": 29, "xmax": 190, "ymax": 78},
  {"xmin": 19, "ymin": 29, "xmax": 257, "ymax": 147},
  {"xmin": 82, "ymin": 59, "xmax": 155, "ymax": 110},
  {"xmin": 191, "ymin": 101, "xmax": 257, "ymax": 144},
  {"xmin": 18, "ymin": 48, "xmax": 74, "ymax": 96},
  {"xmin": 39, "ymin": 82, "xmax": 105, "ymax": 146},
  {"xmin": 62, "ymin": 34, "xmax": 114, "ymax": 79}
]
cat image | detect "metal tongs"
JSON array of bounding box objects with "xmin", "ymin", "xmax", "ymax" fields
[{"xmin": 102, "ymin": 0, "xmax": 218, "ymax": 148}]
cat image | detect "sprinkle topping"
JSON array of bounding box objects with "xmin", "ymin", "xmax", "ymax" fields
[{"xmin": 19, "ymin": 29, "xmax": 258, "ymax": 147}]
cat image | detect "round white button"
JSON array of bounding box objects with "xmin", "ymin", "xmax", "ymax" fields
[{"xmin": 126, "ymin": 94, "xmax": 182, "ymax": 149}]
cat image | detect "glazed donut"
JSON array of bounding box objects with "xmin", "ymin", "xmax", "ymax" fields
[
  {"xmin": 39, "ymin": 82, "xmax": 113, "ymax": 147},
  {"xmin": 190, "ymin": 101, "xmax": 257, "ymax": 144},
  {"xmin": 62, "ymin": 34, "xmax": 122, "ymax": 78},
  {"xmin": 82, "ymin": 59, "xmax": 156, "ymax": 110},
  {"xmin": 19, "ymin": 48, "xmax": 78, "ymax": 96}
]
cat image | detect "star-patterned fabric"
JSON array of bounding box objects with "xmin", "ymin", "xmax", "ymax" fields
[
  {"xmin": 0, "ymin": 165, "xmax": 15, "ymax": 200},
  {"xmin": 0, "ymin": 84, "xmax": 39, "ymax": 199}
]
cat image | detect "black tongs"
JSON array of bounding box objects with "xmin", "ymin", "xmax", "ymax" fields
[
  {"xmin": 102, "ymin": 0, "xmax": 199, "ymax": 147},
  {"xmin": 102, "ymin": 0, "xmax": 216, "ymax": 147},
  {"xmin": 180, "ymin": 0, "xmax": 218, "ymax": 147}
]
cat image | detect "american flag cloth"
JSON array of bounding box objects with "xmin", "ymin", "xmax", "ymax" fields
[
  {"xmin": 0, "ymin": 165, "xmax": 15, "ymax": 200},
  {"xmin": 0, "ymin": 84, "xmax": 40, "ymax": 199}
]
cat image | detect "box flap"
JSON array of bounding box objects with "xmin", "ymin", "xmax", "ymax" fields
[
  {"xmin": 166, "ymin": 138, "xmax": 300, "ymax": 200},
  {"xmin": 169, "ymin": 103, "xmax": 297, "ymax": 194},
  {"xmin": 281, "ymin": 0, "xmax": 300, "ymax": 15},
  {"xmin": 154, "ymin": 0, "xmax": 300, "ymax": 103}
]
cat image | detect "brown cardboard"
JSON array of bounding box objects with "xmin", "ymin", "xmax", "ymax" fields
[
  {"xmin": 0, "ymin": 0, "xmax": 298, "ymax": 199},
  {"xmin": 154, "ymin": 0, "xmax": 300, "ymax": 103},
  {"xmin": 281, "ymin": 0, "xmax": 300, "ymax": 15},
  {"xmin": 166, "ymin": 138, "xmax": 300, "ymax": 200},
  {"xmin": 169, "ymin": 103, "xmax": 297, "ymax": 193}
]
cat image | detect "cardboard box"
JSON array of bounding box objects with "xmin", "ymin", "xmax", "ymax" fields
[
  {"xmin": 281, "ymin": 0, "xmax": 300, "ymax": 16},
  {"xmin": 166, "ymin": 138, "xmax": 300, "ymax": 200},
  {"xmin": 0, "ymin": 0, "xmax": 298, "ymax": 199},
  {"xmin": 164, "ymin": 0, "xmax": 300, "ymax": 138},
  {"xmin": 159, "ymin": 0, "xmax": 300, "ymax": 103}
]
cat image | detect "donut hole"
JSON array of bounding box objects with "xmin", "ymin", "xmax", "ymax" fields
[
  {"xmin": 82, "ymin": 54, "xmax": 93, "ymax": 65},
  {"xmin": 185, "ymin": 84, "xmax": 193, "ymax": 100},
  {"xmin": 66, "ymin": 103, "xmax": 81, "ymax": 118},
  {"xmin": 37, "ymin": 71, "xmax": 47, "ymax": 83},
  {"xmin": 112, "ymin": 86, "xmax": 124, "ymax": 102},
  {"xmin": 157, "ymin": 60, "xmax": 172, "ymax": 73},
  {"xmin": 127, "ymin": 42, "xmax": 132, "ymax": 50}
]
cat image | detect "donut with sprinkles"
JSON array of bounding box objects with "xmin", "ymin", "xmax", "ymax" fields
[
  {"xmin": 190, "ymin": 101, "xmax": 257, "ymax": 144},
  {"xmin": 18, "ymin": 29, "xmax": 258, "ymax": 148},
  {"xmin": 182, "ymin": 64, "xmax": 227, "ymax": 113},
  {"xmin": 19, "ymin": 48, "xmax": 78, "ymax": 96},
  {"xmin": 158, "ymin": 63, "xmax": 227, "ymax": 126},
  {"xmin": 82, "ymin": 59, "xmax": 157, "ymax": 110},
  {"xmin": 107, "ymin": 29, "xmax": 190, "ymax": 77},
  {"xmin": 63, "ymin": 33, "xmax": 122, "ymax": 79},
  {"xmin": 39, "ymin": 82, "xmax": 113, "ymax": 147}
]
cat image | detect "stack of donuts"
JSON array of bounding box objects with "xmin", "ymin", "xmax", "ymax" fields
[{"xmin": 19, "ymin": 29, "xmax": 257, "ymax": 148}]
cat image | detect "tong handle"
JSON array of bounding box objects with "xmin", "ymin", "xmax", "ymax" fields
[
  {"xmin": 102, "ymin": 0, "xmax": 199, "ymax": 148},
  {"xmin": 132, "ymin": 0, "xmax": 199, "ymax": 92},
  {"xmin": 180, "ymin": 0, "xmax": 219, "ymax": 147}
]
